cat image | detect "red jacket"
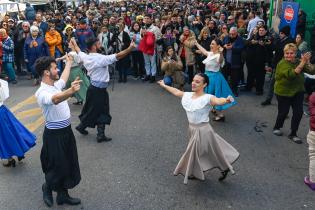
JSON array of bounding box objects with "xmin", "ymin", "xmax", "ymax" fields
[
  {"xmin": 309, "ymin": 92, "xmax": 315, "ymax": 131},
  {"xmin": 139, "ymin": 31, "xmax": 155, "ymax": 56}
]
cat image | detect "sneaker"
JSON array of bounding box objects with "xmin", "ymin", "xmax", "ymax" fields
[
  {"xmin": 288, "ymin": 135, "xmax": 302, "ymax": 144},
  {"xmin": 304, "ymin": 176, "xmax": 315, "ymax": 190},
  {"xmin": 273, "ymin": 129, "xmax": 283, "ymax": 136},
  {"xmin": 261, "ymin": 100, "xmax": 271, "ymax": 106}
]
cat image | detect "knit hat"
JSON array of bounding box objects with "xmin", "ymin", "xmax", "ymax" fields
[{"xmin": 280, "ymin": 25, "xmax": 291, "ymax": 36}]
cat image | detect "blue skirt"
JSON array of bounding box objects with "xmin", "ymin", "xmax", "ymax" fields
[
  {"xmin": 0, "ymin": 106, "xmax": 36, "ymax": 159},
  {"xmin": 204, "ymin": 71, "xmax": 237, "ymax": 111}
]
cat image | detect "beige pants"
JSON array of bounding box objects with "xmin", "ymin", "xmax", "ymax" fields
[{"xmin": 307, "ymin": 131, "xmax": 315, "ymax": 182}]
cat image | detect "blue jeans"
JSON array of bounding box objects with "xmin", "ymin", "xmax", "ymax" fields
[
  {"xmin": 143, "ymin": 53, "xmax": 157, "ymax": 76},
  {"xmin": 3, "ymin": 62, "xmax": 16, "ymax": 81}
]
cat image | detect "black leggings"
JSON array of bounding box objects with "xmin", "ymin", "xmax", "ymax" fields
[
  {"xmin": 274, "ymin": 92, "xmax": 304, "ymax": 136},
  {"xmin": 131, "ymin": 51, "xmax": 145, "ymax": 77}
]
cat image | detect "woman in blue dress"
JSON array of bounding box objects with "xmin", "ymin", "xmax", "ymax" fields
[
  {"xmin": 0, "ymin": 79, "xmax": 36, "ymax": 167},
  {"xmin": 194, "ymin": 38, "xmax": 237, "ymax": 121}
]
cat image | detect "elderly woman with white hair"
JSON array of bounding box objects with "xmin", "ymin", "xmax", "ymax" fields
[{"xmin": 24, "ymin": 25, "xmax": 49, "ymax": 85}]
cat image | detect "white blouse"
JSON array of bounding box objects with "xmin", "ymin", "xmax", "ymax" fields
[
  {"xmin": 0, "ymin": 79, "xmax": 9, "ymax": 107},
  {"xmin": 203, "ymin": 52, "xmax": 224, "ymax": 72},
  {"xmin": 181, "ymin": 92, "xmax": 213, "ymax": 124}
]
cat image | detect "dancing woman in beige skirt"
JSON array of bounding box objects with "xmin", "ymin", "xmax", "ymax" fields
[{"xmin": 158, "ymin": 73, "xmax": 239, "ymax": 184}]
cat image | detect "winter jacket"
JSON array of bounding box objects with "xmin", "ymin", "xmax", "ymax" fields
[
  {"xmin": 45, "ymin": 30, "xmax": 63, "ymax": 57},
  {"xmin": 139, "ymin": 31, "xmax": 155, "ymax": 56},
  {"xmin": 274, "ymin": 59, "xmax": 315, "ymax": 97},
  {"xmin": 223, "ymin": 35, "xmax": 245, "ymax": 68},
  {"xmin": 24, "ymin": 36, "xmax": 49, "ymax": 65},
  {"xmin": 74, "ymin": 27, "xmax": 95, "ymax": 51},
  {"xmin": 178, "ymin": 31, "xmax": 196, "ymax": 66},
  {"xmin": 24, "ymin": 6, "xmax": 36, "ymax": 21},
  {"xmin": 161, "ymin": 56, "xmax": 184, "ymax": 86}
]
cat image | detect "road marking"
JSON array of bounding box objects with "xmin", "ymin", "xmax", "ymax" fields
[
  {"xmin": 9, "ymin": 95, "xmax": 44, "ymax": 132},
  {"xmin": 10, "ymin": 95, "xmax": 37, "ymax": 113},
  {"xmin": 15, "ymin": 107, "xmax": 42, "ymax": 120},
  {"xmin": 25, "ymin": 116, "xmax": 45, "ymax": 132}
]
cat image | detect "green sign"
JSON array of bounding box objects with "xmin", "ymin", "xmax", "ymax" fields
[{"xmin": 294, "ymin": 0, "xmax": 315, "ymax": 43}]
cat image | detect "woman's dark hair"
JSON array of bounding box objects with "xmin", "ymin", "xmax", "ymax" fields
[
  {"xmin": 35, "ymin": 56, "xmax": 56, "ymax": 77},
  {"xmin": 296, "ymin": 33, "xmax": 305, "ymax": 40},
  {"xmin": 164, "ymin": 46, "xmax": 177, "ymax": 61},
  {"xmin": 212, "ymin": 37, "xmax": 223, "ymax": 47},
  {"xmin": 196, "ymin": 73, "xmax": 209, "ymax": 86},
  {"xmin": 86, "ymin": 37, "xmax": 99, "ymax": 50},
  {"xmin": 130, "ymin": 22, "xmax": 140, "ymax": 33}
]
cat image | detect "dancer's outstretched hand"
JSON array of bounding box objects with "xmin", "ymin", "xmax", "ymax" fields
[
  {"xmin": 226, "ymin": 95, "xmax": 234, "ymax": 103},
  {"xmin": 71, "ymin": 77, "xmax": 82, "ymax": 93},
  {"xmin": 157, "ymin": 80, "xmax": 166, "ymax": 87}
]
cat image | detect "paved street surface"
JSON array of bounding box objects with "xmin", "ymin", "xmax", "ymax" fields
[{"xmin": 1, "ymin": 76, "xmax": 314, "ymax": 210}]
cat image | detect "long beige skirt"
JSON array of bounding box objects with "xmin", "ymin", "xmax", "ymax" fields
[{"xmin": 174, "ymin": 122, "xmax": 239, "ymax": 184}]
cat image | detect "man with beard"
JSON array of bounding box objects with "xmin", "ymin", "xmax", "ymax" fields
[
  {"xmin": 35, "ymin": 55, "xmax": 82, "ymax": 207},
  {"xmin": 70, "ymin": 37, "xmax": 136, "ymax": 142}
]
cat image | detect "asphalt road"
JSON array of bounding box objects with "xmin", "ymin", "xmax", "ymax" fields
[{"xmin": 0, "ymin": 76, "xmax": 314, "ymax": 210}]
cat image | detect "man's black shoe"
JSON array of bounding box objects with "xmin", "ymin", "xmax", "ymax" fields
[
  {"xmin": 150, "ymin": 76, "xmax": 155, "ymax": 83},
  {"xmin": 42, "ymin": 183, "xmax": 53, "ymax": 207},
  {"xmin": 75, "ymin": 125, "xmax": 88, "ymax": 135},
  {"xmin": 56, "ymin": 190, "xmax": 81, "ymax": 206},
  {"xmin": 143, "ymin": 75, "xmax": 150, "ymax": 81},
  {"xmin": 261, "ymin": 100, "xmax": 271, "ymax": 106}
]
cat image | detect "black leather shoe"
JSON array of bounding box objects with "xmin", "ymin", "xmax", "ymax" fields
[
  {"xmin": 56, "ymin": 190, "xmax": 81, "ymax": 206},
  {"xmin": 18, "ymin": 156, "xmax": 25, "ymax": 162},
  {"xmin": 42, "ymin": 183, "xmax": 53, "ymax": 207},
  {"xmin": 261, "ymin": 100, "xmax": 271, "ymax": 106},
  {"xmin": 150, "ymin": 76, "xmax": 156, "ymax": 83},
  {"xmin": 75, "ymin": 125, "xmax": 88, "ymax": 135},
  {"xmin": 3, "ymin": 158, "xmax": 16, "ymax": 167},
  {"xmin": 218, "ymin": 169, "xmax": 230, "ymax": 181}
]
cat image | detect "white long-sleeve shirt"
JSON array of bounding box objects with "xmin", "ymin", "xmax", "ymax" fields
[{"xmin": 77, "ymin": 52, "xmax": 117, "ymax": 83}]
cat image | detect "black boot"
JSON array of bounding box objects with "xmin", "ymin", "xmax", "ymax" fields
[
  {"xmin": 75, "ymin": 124, "xmax": 88, "ymax": 135},
  {"xmin": 97, "ymin": 124, "xmax": 112, "ymax": 143},
  {"xmin": 42, "ymin": 183, "xmax": 53, "ymax": 207},
  {"xmin": 150, "ymin": 76, "xmax": 155, "ymax": 83},
  {"xmin": 143, "ymin": 75, "xmax": 150, "ymax": 81},
  {"xmin": 56, "ymin": 189, "xmax": 81, "ymax": 206}
]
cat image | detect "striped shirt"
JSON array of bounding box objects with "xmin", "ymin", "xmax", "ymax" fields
[{"xmin": 35, "ymin": 79, "xmax": 71, "ymax": 129}]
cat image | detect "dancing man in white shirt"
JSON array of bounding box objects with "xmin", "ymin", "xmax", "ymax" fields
[
  {"xmin": 69, "ymin": 37, "xmax": 135, "ymax": 142},
  {"xmin": 35, "ymin": 55, "xmax": 82, "ymax": 207}
]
